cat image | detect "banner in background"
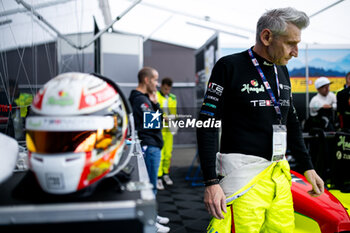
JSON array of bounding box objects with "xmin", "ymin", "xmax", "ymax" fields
[
  {"xmin": 221, "ymin": 47, "xmax": 350, "ymax": 94},
  {"xmin": 288, "ymin": 47, "xmax": 350, "ymax": 94},
  {"xmin": 290, "ymin": 77, "xmax": 345, "ymax": 93},
  {"xmin": 220, "ymin": 46, "xmax": 350, "ymax": 122}
]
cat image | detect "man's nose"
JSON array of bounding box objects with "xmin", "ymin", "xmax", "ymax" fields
[{"xmin": 291, "ymin": 45, "xmax": 298, "ymax": 57}]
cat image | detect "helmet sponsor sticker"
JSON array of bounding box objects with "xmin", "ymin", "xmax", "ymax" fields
[
  {"xmin": 79, "ymin": 84, "xmax": 117, "ymax": 109},
  {"xmin": 47, "ymin": 90, "xmax": 74, "ymax": 106},
  {"xmin": 33, "ymin": 89, "xmax": 46, "ymax": 110},
  {"xmin": 45, "ymin": 173, "xmax": 65, "ymax": 190},
  {"xmin": 26, "ymin": 116, "xmax": 114, "ymax": 131},
  {"xmin": 84, "ymin": 95, "xmax": 97, "ymax": 106}
]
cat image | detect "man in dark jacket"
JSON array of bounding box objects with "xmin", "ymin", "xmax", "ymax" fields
[
  {"xmin": 129, "ymin": 67, "xmax": 170, "ymax": 233},
  {"xmin": 197, "ymin": 7, "xmax": 324, "ymax": 233},
  {"xmin": 337, "ymin": 84, "xmax": 350, "ymax": 130}
]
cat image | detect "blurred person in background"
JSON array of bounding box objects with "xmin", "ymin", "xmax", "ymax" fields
[
  {"xmin": 129, "ymin": 67, "xmax": 170, "ymax": 233},
  {"xmin": 308, "ymin": 77, "xmax": 337, "ymax": 131},
  {"xmin": 156, "ymin": 77, "xmax": 177, "ymax": 190},
  {"xmin": 337, "ymin": 72, "xmax": 350, "ymax": 130}
]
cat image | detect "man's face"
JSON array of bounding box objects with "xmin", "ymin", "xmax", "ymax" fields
[
  {"xmin": 318, "ymin": 84, "xmax": 330, "ymax": 97},
  {"xmin": 267, "ymin": 23, "xmax": 301, "ymax": 65},
  {"xmin": 160, "ymin": 84, "xmax": 172, "ymax": 96},
  {"xmin": 146, "ymin": 71, "xmax": 159, "ymax": 94}
]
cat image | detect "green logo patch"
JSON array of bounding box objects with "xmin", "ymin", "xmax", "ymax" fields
[{"xmin": 47, "ymin": 93, "xmax": 74, "ymax": 106}]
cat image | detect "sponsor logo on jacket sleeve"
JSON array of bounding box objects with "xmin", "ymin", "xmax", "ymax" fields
[
  {"xmin": 208, "ymin": 82, "xmax": 224, "ymax": 96},
  {"xmin": 204, "ymin": 95, "xmax": 219, "ymax": 102},
  {"xmin": 141, "ymin": 103, "xmax": 151, "ymax": 112}
]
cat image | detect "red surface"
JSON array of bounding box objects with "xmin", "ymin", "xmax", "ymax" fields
[
  {"xmin": 291, "ymin": 170, "xmax": 350, "ymax": 233},
  {"xmin": 32, "ymin": 89, "xmax": 46, "ymax": 110},
  {"xmin": 79, "ymin": 83, "xmax": 117, "ymax": 110}
]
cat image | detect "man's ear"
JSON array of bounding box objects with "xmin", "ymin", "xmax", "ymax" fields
[
  {"xmin": 144, "ymin": 76, "xmax": 149, "ymax": 84},
  {"xmin": 260, "ymin": 29, "xmax": 273, "ymax": 46}
]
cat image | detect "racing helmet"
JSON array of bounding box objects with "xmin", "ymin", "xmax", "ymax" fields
[{"xmin": 25, "ymin": 72, "xmax": 134, "ymax": 194}]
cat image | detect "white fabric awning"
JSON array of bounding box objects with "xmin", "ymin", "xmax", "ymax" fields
[{"xmin": 0, "ymin": 0, "xmax": 349, "ymax": 51}]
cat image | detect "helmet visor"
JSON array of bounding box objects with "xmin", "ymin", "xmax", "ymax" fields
[{"xmin": 26, "ymin": 116, "xmax": 119, "ymax": 154}]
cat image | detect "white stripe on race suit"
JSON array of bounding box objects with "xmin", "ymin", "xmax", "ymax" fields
[{"xmin": 216, "ymin": 153, "xmax": 271, "ymax": 198}]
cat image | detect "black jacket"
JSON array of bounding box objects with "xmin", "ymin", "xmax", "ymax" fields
[
  {"xmin": 129, "ymin": 90, "xmax": 163, "ymax": 148},
  {"xmin": 337, "ymin": 87, "xmax": 350, "ymax": 129},
  {"xmin": 197, "ymin": 48, "xmax": 314, "ymax": 180}
]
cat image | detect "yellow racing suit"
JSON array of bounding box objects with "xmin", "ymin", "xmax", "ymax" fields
[
  {"xmin": 208, "ymin": 153, "xmax": 293, "ymax": 233},
  {"xmin": 14, "ymin": 93, "xmax": 33, "ymax": 117},
  {"xmin": 157, "ymin": 91, "xmax": 177, "ymax": 177}
]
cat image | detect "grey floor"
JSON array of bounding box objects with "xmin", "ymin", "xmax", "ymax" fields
[
  {"xmin": 171, "ymin": 146, "xmax": 198, "ymax": 167},
  {"xmin": 157, "ymin": 146, "xmax": 211, "ymax": 233}
]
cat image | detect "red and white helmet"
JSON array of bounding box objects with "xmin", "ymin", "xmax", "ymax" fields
[{"xmin": 25, "ymin": 72, "xmax": 133, "ymax": 194}]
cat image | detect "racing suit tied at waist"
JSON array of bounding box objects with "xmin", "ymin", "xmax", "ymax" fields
[{"xmin": 208, "ymin": 153, "xmax": 292, "ymax": 233}]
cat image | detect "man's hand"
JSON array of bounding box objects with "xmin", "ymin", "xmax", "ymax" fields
[
  {"xmin": 204, "ymin": 184, "xmax": 227, "ymax": 219},
  {"xmin": 163, "ymin": 116, "xmax": 169, "ymax": 123},
  {"xmin": 149, "ymin": 91, "xmax": 157, "ymax": 104},
  {"xmin": 304, "ymin": 169, "xmax": 324, "ymax": 197}
]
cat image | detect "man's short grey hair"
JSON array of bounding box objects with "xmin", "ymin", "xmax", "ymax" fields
[{"xmin": 256, "ymin": 7, "xmax": 309, "ymax": 43}]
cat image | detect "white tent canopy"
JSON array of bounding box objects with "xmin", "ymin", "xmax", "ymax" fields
[{"xmin": 0, "ymin": 0, "xmax": 349, "ymax": 51}]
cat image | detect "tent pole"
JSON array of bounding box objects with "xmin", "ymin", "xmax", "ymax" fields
[
  {"xmin": 309, "ymin": 0, "xmax": 345, "ymax": 18},
  {"xmin": 15, "ymin": 0, "xmax": 79, "ymax": 49},
  {"xmin": 81, "ymin": 0, "xmax": 141, "ymax": 49},
  {"xmin": 305, "ymin": 44, "xmax": 309, "ymax": 119},
  {"xmin": 15, "ymin": 0, "xmax": 141, "ymax": 50},
  {"xmin": 1, "ymin": 0, "xmax": 71, "ymax": 18}
]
